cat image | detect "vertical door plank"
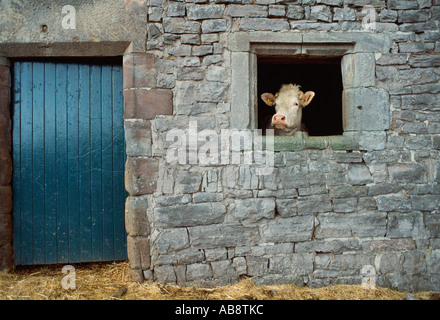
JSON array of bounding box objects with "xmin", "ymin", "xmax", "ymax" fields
[
  {"xmin": 90, "ymin": 65, "xmax": 103, "ymax": 261},
  {"xmin": 101, "ymin": 65, "xmax": 114, "ymax": 261},
  {"xmin": 55, "ymin": 63, "xmax": 69, "ymax": 263},
  {"xmin": 78, "ymin": 64, "xmax": 92, "ymax": 262},
  {"xmin": 67, "ymin": 64, "xmax": 81, "ymax": 262},
  {"xmin": 20, "ymin": 62, "xmax": 34, "ymax": 265},
  {"xmin": 111, "ymin": 65, "xmax": 127, "ymax": 260},
  {"xmin": 32, "ymin": 62, "xmax": 46, "ymax": 264},
  {"xmin": 44, "ymin": 62, "xmax": 58, "ymax": 264},
  {"xmin": 12, "ymin": 62, "xmax": 22, "ymax": 264}
]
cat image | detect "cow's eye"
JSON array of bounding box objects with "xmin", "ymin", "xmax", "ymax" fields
[{"xmin": 293, "ymin": 102, "xmax": 298, "ymax": 107}]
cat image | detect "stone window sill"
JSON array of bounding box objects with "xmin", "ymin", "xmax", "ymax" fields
[{"xmin": 263, "ymin": 133, "xmax": 359, "ymax": 152}]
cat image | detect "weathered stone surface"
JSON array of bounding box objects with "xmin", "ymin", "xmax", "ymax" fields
[
  {"xmin": 187, "ymin": 5, "xmax": 225, "ymax": 20},
  {"xmin": 127, "ymin": 236, "xmax": 151, "ymax": 270},
  {"xmin": 125, "ymin": 195, "xmax": 150, "ymax": 236},
  {"xmin": 239, "ymin": 18, "xmax": 290, "ymax": 31},
  {"xmin": 123, "ymin": 53, "xmax": 156, "ymax": 89},
  {"xmin": 155, "ymin": 202, "xmax": 226, "ymax": 228},
  {"xmin": 229, "ymin": 198, "xmax": 276, "ymax": 222},
  {"xmin": 163, "ymin": 17, "xmax": 201, "ymax": 34},
  {"xmin": 348, "ymin": 163, "xmax": 373, "ymax": 185},
  {"xmin": 387, "ymin": 212, "xmax": 425, "ymax": 238},
  {"xmin": 176, "ymin": 171, "xmax": 202, "ymax": 193},
  {"xmin": 310, "ymin": 6, "xmax": 332, "ymax": 22},
  {"xmin": 155, "ymin": 228, "xmax": 190, "ymax": 254},
  {"xmin": 343, "ymin": 87, "xmax": 390, "ymax": 132},
  {"xmin": 123, "ymin": 88, "xmax": 173, "ymax": 120},
  {"xmin": 315, "ymin": 212, "xmax": 387, "ymax": 239},
  {"xmin": 198, "ymin": 81, "xmax": 229, "ymax": 102},
  {"xmin": 125, "ymin": 157, "xmax": 159, "ymax": 195},
  {"xmin": 188, "ymin": 223, "xmax": 259, "ymax": 249},
  {"xmin": 186, "ymin": 263, "xmax": 213, "ymax": 282},
  {"xmin": 124, "ymin": 120, "xmax": 152, "ymax": 157},
  {"xmin": 388, "ymin": 163, "xmax": 426, "ymax": 183},
  {"xmin": 260, "ymin": 216, "xmax": 314, "ymax": 243}
]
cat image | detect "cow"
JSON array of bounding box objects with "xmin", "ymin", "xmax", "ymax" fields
[{"xmin": 261, "ymin": 84, "xmax": 315, "ymax": 136}]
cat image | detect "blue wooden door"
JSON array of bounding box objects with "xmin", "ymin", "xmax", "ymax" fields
[{"xmin": 12, "ymin": 60, "xmax": 127, "ymax": 265}]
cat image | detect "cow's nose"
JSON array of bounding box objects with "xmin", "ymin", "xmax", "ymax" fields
[{"xmin": 272, "ymin": 114, "xmax": 286, "ymax": 126}]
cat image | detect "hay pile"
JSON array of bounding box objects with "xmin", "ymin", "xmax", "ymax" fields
[{"xmin": 0, "ymin": 261, "xmax": 433, "ymax": 300}]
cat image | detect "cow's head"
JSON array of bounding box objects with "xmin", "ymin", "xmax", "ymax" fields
[{"xmin": 261, "ymin": 84, "xmax": 315, "ymax": 134}]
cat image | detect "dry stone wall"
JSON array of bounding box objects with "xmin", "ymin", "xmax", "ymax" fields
[{"xmin": 122, "ymin": 0, "xmax": 440, "ymax": 291}]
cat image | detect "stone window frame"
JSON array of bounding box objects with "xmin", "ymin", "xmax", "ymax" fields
[{"xmin": 228, "ymin": 31, "xmax": 392, "ymax": 151}]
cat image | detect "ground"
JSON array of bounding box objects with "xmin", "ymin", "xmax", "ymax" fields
[{"xmin": 0, "ymin": 261, "xmax": 435, "ymax": 300}]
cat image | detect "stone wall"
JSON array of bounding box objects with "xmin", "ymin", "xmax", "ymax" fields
[{"xmin": 124, "ymin": 0, "xmax": 440, "ymax": 291}]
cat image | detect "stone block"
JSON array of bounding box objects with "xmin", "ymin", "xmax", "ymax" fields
[
  {"xmin": 388, "ymin": 0, "xmax": 418, "ymax": 9},
  {"xmin": 341, "ymin": 53, "xmax": 375, "ymax": 88},
  {"xmin": 315, "ymin": 211, "xmax": 387, "ymax": 239},
  {"xmin": 187, "ymin": 4, "xmax": 225, "ymax": 20},
  {"xmin": 0, "ymin": 211, "xmax": 12, "ymax": 247},
  {"xmin": 201, "ymin": 19, "xmax": 228, "ymax": 33},
  {"xmin": 124, "ymin": 120, "xmax": 152, "ymax": 157},
  {"xmin": 227, "ymin": 5, "xmax": 268, "ymax": 17},
  {"xmin": 239, "ymin": 18, "xmax": 290, "ymax": 31},
  {"xmin": 246, "ymin": 256, "xmax": 268, "ymax": 277},
  {"xmin": 229, "ymin": 198, "xmax": 276, "ymax": 223},
  {"xmin": 296, "ymin": 239, "xmax": 361, "ymax": 254},
  {"xmin": 211, "ymin": 260, "xmax": 238, "ymax": 284},
  {"xmin": 176, "ymin": 171, "xmax": 202, "ymax": 193},
  {"xmin": 297, "ymin": 195, "xmax": 332, "ymax": 214},
  {"xmin": 268, "ymin": 5, "xmax": 286, "ymax": 17},
  {"xmin": 125, "ymin": 157, "xmax": 159, "ymax": 195},
  {"xmin": 388, "ymin": 163, "xmax": 426, "ymax": 183},
  {"xmin": 275, "ymin": 199, "xmax": 298, "ymax": 217},
  {"xmin": 376, "ymin": 194, "xmax": 413, "ymax": 212},
  {"xmin": 348, "ymin": 163, "xmax": 373, "ymax": 185},
  {"xmin": 167, "ymin": 2, "xmax": 186, "ymax": 17},
  {"xmin": 313, "ymin": 253, "xmax": 375, "ymax": 278},
  {"xmin": 260, "ymin": 216, "xmax": 314, "ymax": 243},
  {"xmin": 127, "ymin": 236, "xmax": 151, "ymax": 270},
  {"xmin": 233, "ymin": 256, "xmax": 247, "ymax": 275},
  {"xmin": 123, "ymin": 88, "xmax": 173, "ymax": 120},
  {"xmin": 188, "ymin": 223, "xmax": 259, "ymax": 249},
  {"xmin": 310, "ymin": 6, "xmax": 332, "ymax": 22},
  {"xmin": 0, "ymin": 154, "xmax": 11, "ymax": 186},
  {"xmin": 163, "ymin": 17, "xmax": 201, "ymax": 34},
  {"xmin": 412, "ymin": 195, "xmax": 440, "ymax": 212},
  {"xmin": 387, "ymin": 212, "xmax": 425, "ymax": 238},
  {"xmin": 0, "ymin": 185, "xmax": 12, "ymax": 215},
  {"xmin": 155, "ymin": 228, "xmax": 190, "ymax": 254},
  {"xmin": 154, "ymin": 265, "xmax": 177, "ymax": 284},
  {"xmin": 123, "ymin": 53, "xmax": 156, "ymax": 89},
  {"xmin": 342, "ymin": 87, "xmax": 390, "ymax": 132},
  {"xmin": 125, "ymin": 195, "xmax": 150, "ymax": 236},
  {"xmin": 154, "ymin": 202, "xmax": 226, "ymax": 228},
  {"xmin": 186, "ymin": 263, "xmax": 213, "ymax": 282},
  {"xmin": 198, "ymin": 81, "xmax": 229, "ymax": 103},
  {"xmin": 359, "ymin": 131, "xmax": 387, "ymax": 151},
  {"xmin": 286, "ymin": 5, "xmax": 305, "ymax": 19},
  {"xmin": 0, "ymin": 65, "xmax": 10, "ymax": 88}
]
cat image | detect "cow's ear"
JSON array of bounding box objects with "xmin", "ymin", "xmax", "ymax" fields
[
  {"xmin": 301, "ymin": 91, "xmax": 315, "ymax": 107},
  {"xmin": 261, "ymin": 93, "xmax": 276, "ymax": 106}
]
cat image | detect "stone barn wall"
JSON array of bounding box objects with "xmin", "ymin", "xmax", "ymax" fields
[
  {"xmin": 0, "ymin": 0, "xmax": 439, "ymax": 292},
  {"xmin": 128, "ymin": 0, "xmax": 440, "ymax": 292}
]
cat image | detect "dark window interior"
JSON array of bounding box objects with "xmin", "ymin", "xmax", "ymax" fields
[{"xmin": 257, "ymin": 56, "xmax": 343, "ymax": 136}]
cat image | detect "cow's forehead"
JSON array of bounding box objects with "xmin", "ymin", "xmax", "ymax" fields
[{"xmin": 276, "ymin": 90, "xmax": 299, "ymax": 105}]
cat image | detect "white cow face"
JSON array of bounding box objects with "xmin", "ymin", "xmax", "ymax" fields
[{"xmin": 261, "ymin": 84, "xmax": 315, "ymax": 134}]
